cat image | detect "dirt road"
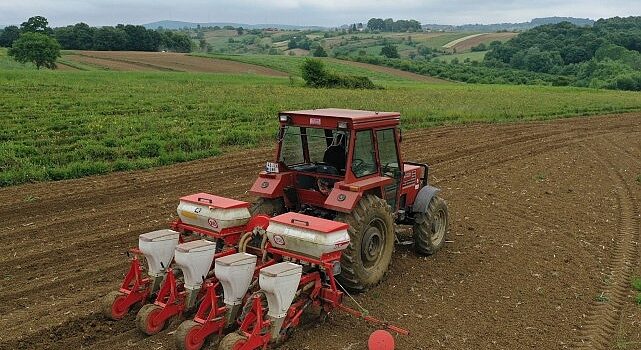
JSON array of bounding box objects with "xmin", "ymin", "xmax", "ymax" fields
[{"xmin": 0, "ymin": 114, "xmax": 639, "ymax": 350}]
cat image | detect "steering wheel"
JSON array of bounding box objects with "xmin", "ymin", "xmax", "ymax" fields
[
  {"xmin": 351, "ymin": 158, "xmax": 367, "ymax": 174},
  {"xmin": 381, "ymin": 162, "xmax": 399, "ymax": 177}
]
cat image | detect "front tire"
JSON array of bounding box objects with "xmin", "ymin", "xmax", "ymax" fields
[
  {"xmin": 249, "ymin": 197, "xmax": 285, "ymax": 217},
  {"xmin": 335, "ymin": 195, "xmax": 395, "ymax": 292},
  {"xmin": 413, "ymin": 196, "xmax": 449, "ymax": 256}
]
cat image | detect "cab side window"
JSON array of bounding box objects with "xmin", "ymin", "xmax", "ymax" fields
[
  {"xmin": 376, "ymin": 129, "xmax": 400, "ymax": 178},
  {"xmin": 351, "ymin": 131, "xmax": 377, "ymax": 177}
]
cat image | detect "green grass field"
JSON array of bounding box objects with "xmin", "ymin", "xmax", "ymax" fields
[
  {"xmin": 2, "ymin": 64, "xmax": 641, "ymax": 187},
  {"xmin": 438, "ymin": 51, "xmax": 488, "ymax": 63}
]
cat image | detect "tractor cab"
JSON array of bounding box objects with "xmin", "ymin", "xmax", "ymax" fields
[{"xmin": 250, "ymin": 109, "xmax": 426, "ymax": 217}]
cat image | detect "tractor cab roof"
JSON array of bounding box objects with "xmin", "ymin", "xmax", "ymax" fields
[{"xmin": 279, "ymin": 108, "xmax": 400, "ymax": 130}]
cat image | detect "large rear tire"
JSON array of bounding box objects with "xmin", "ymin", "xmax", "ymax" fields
[
  {"xmin": 218, "ymin": 332, "xmax": 248, "ymax": 350},
  {"xmin": 249, "ymin": 197, "xmax": 285, "ymax": 217},
  {"xmin": 413, "ymin": 196, "xmax": 449, "ymax": 256},
  {"xmin": 335, "ymin": 195, "xmax": 395, "ymax": 292}
]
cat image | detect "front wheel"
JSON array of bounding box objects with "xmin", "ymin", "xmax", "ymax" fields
[
  {"xmin": 249, "ymin": 197, "xmax": 285, "ymax": 217},
  {"xmin": 413, "ymin": 196, "xmax": 449, "ymax": 256}
]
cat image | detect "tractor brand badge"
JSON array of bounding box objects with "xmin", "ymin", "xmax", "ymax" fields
[
  {"xmin": 208, "ymin": 218, "xmax": 219, "ymax": 229},
  {"xmin": 334, "ymin": 240, "xmax": 349, "ymax": 248},
  {"xmin": 310, "ymin": 117, "xmax": 321, "ymax": 125},
  {"xmin": 273, "ymin": 234, "xmax": 285, "ymax": 246},
  {"xmin": 261, "ymin": 181, "xmax": 269, "ymax": 188},
  {"xmin": 337, "ymin": 194, "xmax": 347, "ymax": 202},
  {"xmin": 194, "ymin": 207, "xmax": 201, "ymax": 213}
]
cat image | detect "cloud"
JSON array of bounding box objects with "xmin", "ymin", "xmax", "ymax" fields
[{"xmin": 0, "ymin": 0, "xmax": 639, "ymax": 27}]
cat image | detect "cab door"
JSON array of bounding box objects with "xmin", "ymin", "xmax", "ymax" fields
[{"xmin": 375, "ymin": 128, "xmax": 402, "ymax": 209}]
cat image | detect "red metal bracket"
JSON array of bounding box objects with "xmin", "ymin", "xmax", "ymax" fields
[{"xmin": 114, "ymin": 255, "xmax": 151, "ymax": 315}]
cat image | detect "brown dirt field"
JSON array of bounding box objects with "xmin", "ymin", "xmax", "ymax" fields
[
  {"xmin": 1, "ymin": 114, "xmax": 640, "ymax": 350},
  {"xmin": 64, "ymin": 54, "xmax": 158, "ymax": 71},
  {"xmin": 65, "ymin": 51, "xmax": 288, "ymax": 76},
  {"xmin": 451, "ymin": 32, "xmax": 518, "ymax": 52},
  {"xmin": 331, "ymin": 59, "xmax": 449, "ymax": 84}
]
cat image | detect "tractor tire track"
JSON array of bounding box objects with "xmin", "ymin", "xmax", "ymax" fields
[{"xmin": 573, "ymin": 140, "xmax": 640, "ymax": 350}]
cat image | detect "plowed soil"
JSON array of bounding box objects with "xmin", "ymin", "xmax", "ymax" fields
[
  {"xmin": 1, "ymin": 114, "xmax": 640, "ymax": 350},
  {"xmin": 448, "ymin": 32, "xmax": 518, "ymax": 52},
  {"xmin": 64, "ymin": 51, "xmax": 288, "ymax": 76}
]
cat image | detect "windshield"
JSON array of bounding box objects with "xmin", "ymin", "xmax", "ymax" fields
[{"xmin": 279, "ymin": 126, "xmax": 349, "ymax": 171}]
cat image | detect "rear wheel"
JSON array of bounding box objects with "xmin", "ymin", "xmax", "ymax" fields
[
  {"xmin": 175, "ymin": 320, "xmax": 212, "ymax": 350},
  {"xmin": 102, "ymin": 291, "xmax": 129, "ymax": 320},
  {"xmin": 218, "ymin": 332, "xmax": 248, "ymax": 350},
  {"xmin": 335, "ymin": 195, "xmax": 395, "ymax": 292},
  {"xmin": 136, "ymin": 304, "xmax": 166, "ymax": 335},
  {"xmin": 249, "ymin": 197, "xmax": 285, "ymax": 217},
  {"xmin": 413, "ymin": 196, "xmax": 449, "ymax": 256}
]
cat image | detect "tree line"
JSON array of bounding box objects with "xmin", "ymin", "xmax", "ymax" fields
[
  {"xmin": 0, "ymin": 16, "xmax": 192, "ymax": 52},
  {"xmin": 366, "ymin": 18, "xmax": 422, "ymax": 32},
  {"xmin": 485, "ymin": 16, "xmax": 641, "ymax": 90}
]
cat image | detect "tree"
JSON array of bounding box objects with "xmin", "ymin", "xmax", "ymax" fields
[
  {"xmin": 380, "ymin": 44, "xmax": 400, "ymax": 58},
  {"xmin": 301, "ymin": 58, "xmax": 328, "ymax": 87},
  {"xmin": 20, "ymin": 16, "xmax": 52, "ymax": 35},
  {"xmin": 236, "ymin": 27, "xmax": 244, "ymax": 35},
  {"xmin": 54, "ymin": 22, "xmax": 94, "ymax": 50},
  {"xmin": 367, "ymin": 18, "xmax": 385, "ymax": 31},
  {"xmin": 417, "ymin": 45, "xmax": 432, "ymax": 58},
  {"xmin": 0, "ymin": 25, "xmax": 20, "ymax": 47},
  {"xmin": 313, "ymin": 45, "xmax": 328, "ymax": 57},
  {"xmin": 93, "ymin": 27, "xmax": 127, "ymax": 50},
  {"xmin": 288, "ymin": 38, "xmax": 297, "ymax": 49},
  {"xmin": 9, "ymin": 32, "xmax": 61, "ymax": 69}
]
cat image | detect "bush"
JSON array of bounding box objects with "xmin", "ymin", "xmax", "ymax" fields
[
  {"xmin": 471, "ymin": 43, "xmax": 487, "ymax": 52},
  {"xmin": 313, "ymin": 45, "xmax": 328, "ymax": 57},
  {"xmin": 381, "ymin": 44, "xmax": 400, "ymax": 58},
  {"xmin": 301, "ymin": 58, "xmax": 378, "ymax": 89}
]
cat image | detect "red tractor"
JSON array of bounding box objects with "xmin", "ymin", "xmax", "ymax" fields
[
  {"xmin": 247, "ymin": 108, "xmax": 449, "ymax": 291},
  {"xmin": 103, "ymin": 108, "xmax": 448, "ymax": 350}
]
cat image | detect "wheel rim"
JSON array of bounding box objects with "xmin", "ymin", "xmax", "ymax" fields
[
  {"xmin": 145, "ymin": 307, "xmax": 165, "ymax": 334},
  {"xmin": 361, "ymin": 218, "xmax": 386, "ymax": 269},
  {"xmin": 232, "ymin": 340, "xmax": 246, "ymax": 350},
  {"xmin": 111, "ymin": 294, "xmax": 128, "ymax": 319},
  {"xmin": 430, "ymin": 208, "xmax": 447, "ymax": 244},
  {"xmin": 184, "ymin": 325, "xmax": 204, "ymax": 350}
]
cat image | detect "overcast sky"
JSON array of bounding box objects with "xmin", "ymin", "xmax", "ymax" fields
[{"xmin": 1, "ymin": 0, "xmax": 640, "ymax": 27}]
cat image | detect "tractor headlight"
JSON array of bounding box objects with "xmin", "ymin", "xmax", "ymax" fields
[
  {"xmin": 338, "ymin": 121, "xmax": 348, "ymax": 129},
  {"xmin": 279, "ymin": 115, "xmax": 290, "ymax": 123}
]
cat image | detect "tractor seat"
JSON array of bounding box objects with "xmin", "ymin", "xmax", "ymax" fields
[{"xmin": 323, "ymin": 145, "xmax": 346, "ymax": 173}]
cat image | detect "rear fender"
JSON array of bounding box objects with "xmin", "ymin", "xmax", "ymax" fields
[
  {"xmin": 324, "ymin": 188, "xmax": 363, "ymax": 213},
  {"xmin": 412, "ymin": 185, "xmax": 441, "ymax": 214},
  {"xmin": 249, "ymin": 172, "xmax": 294, "ymax": 199}
]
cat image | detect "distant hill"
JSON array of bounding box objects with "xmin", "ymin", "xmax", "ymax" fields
[
  {"xmin": 424, "ymin": 17, "xmax": 594, "ymax": 32},
  {"xmin": 142, "ymin": 20, "xmax": 326, "ymax": 30}
]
